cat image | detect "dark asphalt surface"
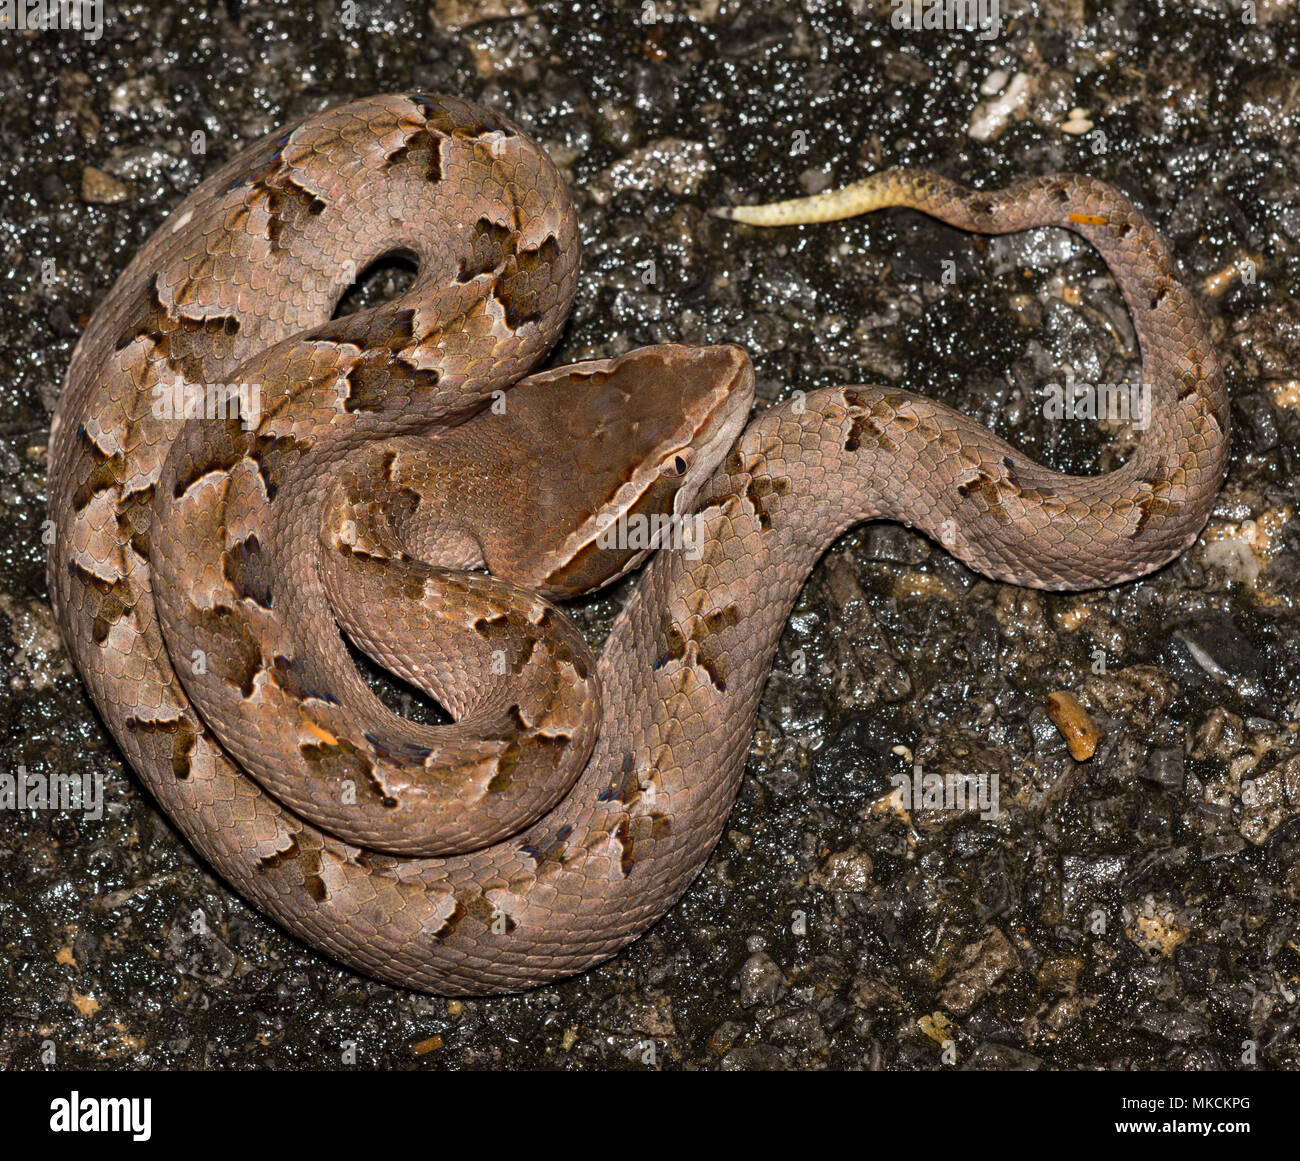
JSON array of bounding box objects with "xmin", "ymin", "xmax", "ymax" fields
[{"xmin": 1, "ymin": 0, "xmax": 1298, "ymax": 1069}]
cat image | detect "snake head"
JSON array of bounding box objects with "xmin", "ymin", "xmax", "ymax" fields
[{"xmin": 484, "ymin": 343, "xmax": 755, "ymax": 597}]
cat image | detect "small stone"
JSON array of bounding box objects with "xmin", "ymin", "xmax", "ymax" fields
[
  {"xmin": 1143, "ymin": 747, "xmax": 1185, "ymax": 789},
  {"xmin": 737, "ymin": 951, "xmax": 786, "ymax": 1008},
  {"xmin": 589, "ymin": 138, "xmax": 714, "ymax": 204},
  {"xmin": 811, "ymin": 849, "xmax": 874, "ymax": 893},
  {"xmin": 1046, "ymin": 690, "xmax": 1104, "ymax": 760},
  {"xmin": 1123, "ymin": 895, "xmax": 1190, "ymax": 958},
  {"xmin": 1062, "ymin": 108, "xmax": 1095, "ymax": 135},
  {"xmin": 432, "ymin": 0, "xmax": 532, "ymax": 31},
  {"xmin": 81, "ymin": 166, "xmax": 129, "ymax": 204},
  {"xmin": 938, "ymin": 927, "xmax": 1020, "ymax": 1015}
]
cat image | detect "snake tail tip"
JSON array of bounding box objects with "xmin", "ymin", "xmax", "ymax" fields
[{"xmin": 711, "ymin": 204, "xmax": 776, "ymax": 225}]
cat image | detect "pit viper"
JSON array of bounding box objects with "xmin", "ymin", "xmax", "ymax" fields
[{"xmin": 47, "ymin": 93, "xmax": 1228, "ymax": 994}]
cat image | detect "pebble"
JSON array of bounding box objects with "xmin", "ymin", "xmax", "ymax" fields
[
  {"xmin": 81, "ymin": 166, "xmax": 128, "ymax": 204},
  {"xmin": 1046, "ymin": 690, "xmax": 1104, "ymax": 760}
]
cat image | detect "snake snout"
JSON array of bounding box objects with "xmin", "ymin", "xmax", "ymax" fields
[{"xmin": 667, "ymin": 343, "xmax": 756, "ymax": 477}]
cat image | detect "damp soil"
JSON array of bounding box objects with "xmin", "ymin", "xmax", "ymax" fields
[{"xmin": 1, "ymin": 0, "xmax": 1299, "ymax": 1070}]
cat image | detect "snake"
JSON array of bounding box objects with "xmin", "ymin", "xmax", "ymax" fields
[{"xmin": 46, "ymin": 93, "xmax": 1228, "ymax": 995}]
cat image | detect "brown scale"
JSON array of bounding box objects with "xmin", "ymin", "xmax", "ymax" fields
[
  {"xmin": 123, "ymin": 715, "xmax": 198, "ymax": 781},
  {"xmin": 1131, "ymin": 471, "xmax": 1181, "ymax": 536},
  {"xmin": 255, "ymin": 837, "xmax": 327, "ymax": 902},
  {"xmin": 473, "ymin": 607, "xmax": 588, "ymax": 682},
  {"xmin": 335, "ymin": 541, "xmax": 393, "ymax": 566},
  {"xmin": 169, "ymin": 417, "xmax": 248, "ymax": 499},
  {"xmin": 340, "ymin": 347, "xmax": 441, "ymax": 414},
  {"xmin": 70, "ymin": 426, "xmax": 127, "ymax": 513},
  {"xmin": 269, "ymin": 652, "xmax": 339, "ymax": 707},
  {"xmin": 711, "ymin": 448, "xmax": 791, "ymax": 530},
  {"xmin": 411, "ymin": 93, "xmax": 516, "ymax": 139},
  {"xmin": 257, "ymin": 835, "xmax": 301, "ymax": 869},
  {"xmin": 609, "ymin": 816, "xmax": 633, "ymax": 875},
  {"xmin": 956, "ymin": 472, "xmax": 1014, "ymax": 525},
  {"xmin": 429, "ymin": 900, "xmax": 468, "ymax": 942},
  {"xmin": 114, "ymin": 484, "xmax": 155, "ymax": 562},
  {"xmin": 656, "ymin": 602, "xmax": 740, "ymax": 692},
  {"xmin": 493, "ymin": 234, "xmax": 560, "ymax": 330},
  {"xmin": 521, "ymin": 823, "xmax": 575, "ymax": 873},
  {"xmin": 600, "ymin": 753, "xmax": 641, "ymax": 805},
  {"xmin": 66, "ymin": 560, "xmax": 133, "ymax": 646},
  {"xmin": 844, "ymin": 413, "xmax": 887, "ymax": 454},
  {"xmin": 487, "ymin": 728, "xmax": 573, "ymax": 795},
  {"xmin": 743, "ymin": 471, "xmax": 792, "ymax": 528},
  {"xmin": 609, "ymin": 812, "xmax": 673, "ymax": 877},
  {"xmin": 248, "ymin": 432, "xmax": 315, "ymax": 502},
  {"xmin": 221, "ymin": 534, "xmax": 274, "ymax": 610},
  {"xmin": 112, "ymin": 275, "xmax": 242, "ymax": 383},
  {"xmin": 465, "ymin": 893, "xmax": 516, "ymax": 933},
  {"xmin": 250, "ymin": 168, "xmax": 328, "ymax": 253},
  {"xmin": 186, "ymin": 605, "xmax": 264, "ymax": 698},
  {"xmin": 379, "ymin": 123, "xmax": 445, "ymax": 183},
  {"xmin": 357, "ymin": 728, "xmax": 433, "ymax": 766},
  {"xmin": 299, "ymin": 735, "xmax": 394, "ymax": 809},
  {"xmin": 457, "ymin": 217, "xmax": 517, "ymax": 282}
]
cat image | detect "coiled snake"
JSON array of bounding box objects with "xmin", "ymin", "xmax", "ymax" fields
[{"xmin": 47, "ymin": 93, "xmax": 1228, "ymax": 994}]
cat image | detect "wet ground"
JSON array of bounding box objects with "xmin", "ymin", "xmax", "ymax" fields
[{"xmin": 2, "ymin": 0, "xmax": 1299, "ymax": 1069}]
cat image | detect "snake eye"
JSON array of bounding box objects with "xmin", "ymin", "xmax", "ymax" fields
[{"xmin": 659, "ymin": 449, "xmax": 693, "ymax": 478}]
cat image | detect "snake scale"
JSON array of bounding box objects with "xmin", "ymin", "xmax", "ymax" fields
[{"xmin": 47, "ymin": 93, "xmax": 1228, "ymax": 995}]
